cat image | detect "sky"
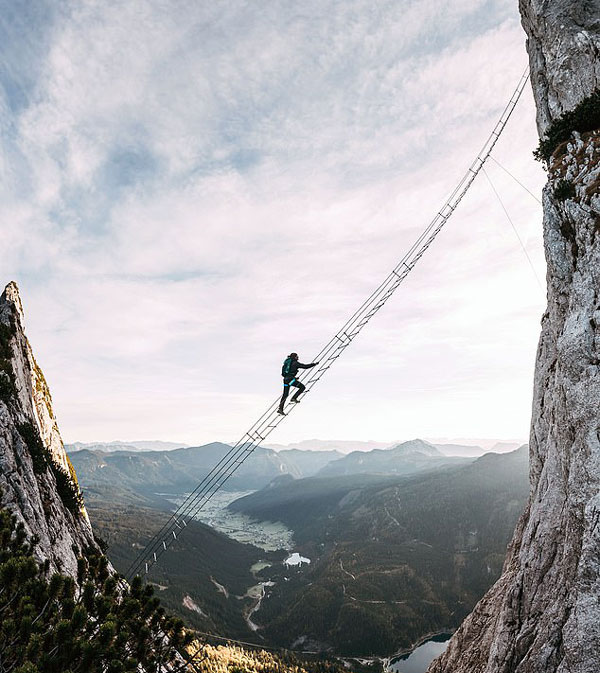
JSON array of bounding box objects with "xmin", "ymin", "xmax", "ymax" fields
[{"xmin": 0, "ymin": 0, "xmax": 547, "ymax": 446}]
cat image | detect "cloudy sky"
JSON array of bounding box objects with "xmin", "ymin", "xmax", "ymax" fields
[{"xmin": 1, "ymin": 0, "xmax": 547, "ymax": 446}]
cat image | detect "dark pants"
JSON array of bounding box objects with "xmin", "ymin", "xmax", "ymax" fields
[{"xmin": 279, "ymin": 377, "xmax": 305, "ymax": 410}]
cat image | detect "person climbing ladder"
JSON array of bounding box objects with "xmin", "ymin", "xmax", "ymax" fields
[{"xmin": 278, "ymin": 352, "xmax": 318, "ymax": 415}]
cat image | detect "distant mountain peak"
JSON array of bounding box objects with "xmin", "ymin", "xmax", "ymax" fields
[{"xmin": 390, "ymin": 439, "xmax": 443, "ymax": 457}]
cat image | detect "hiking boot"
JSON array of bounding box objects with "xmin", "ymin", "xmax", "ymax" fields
[
  {"xmin": 277, "ymin": 408, "xmax": 286, "ymax": 415},
  {"xmin": 290, "ymin": 398, "xmax": 301, "ymax": 404}
]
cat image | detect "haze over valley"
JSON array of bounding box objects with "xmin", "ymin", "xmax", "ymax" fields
[{"xmin": 71, "ymin": 437, "xmax": 530, "ymax": 659}]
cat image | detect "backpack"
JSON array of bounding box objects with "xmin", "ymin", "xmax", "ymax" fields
[{"xmin": 282, "ymin": 357, "xmax": 293, "ymax": 377}]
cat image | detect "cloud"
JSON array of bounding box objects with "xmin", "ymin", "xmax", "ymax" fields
[{"xmin": 1, "ymin": 0, "xmax": 546, "ymax": 444}]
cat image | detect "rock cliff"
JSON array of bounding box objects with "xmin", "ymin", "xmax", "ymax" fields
[
  {"xmin": 428, "ymin": 3, "xmax": 600, "ymax": 673},
  {"xmin": 0, "ymin": 281, "xmax": 98, "ymax": 578}
]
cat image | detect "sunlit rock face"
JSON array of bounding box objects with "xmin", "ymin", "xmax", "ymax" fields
[
  {"xmin": 427, "ymin": 3, "xmax": 600, "ymax": 673},
  {"xmin": 0, "ymin": 282, "xmax": 98, "ymax": 578}
]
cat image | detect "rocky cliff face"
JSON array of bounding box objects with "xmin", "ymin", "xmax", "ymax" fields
[
  {"xmin": 0, "ymin": 281, "xmax": 98, "ymax": 578},
  {"xmin": 428, "ymin": 4, "xmax": 600, "ymax": 673},
  {"xmin": 521, "ymin": 0, "xmax": 600, "ymax": 136}
]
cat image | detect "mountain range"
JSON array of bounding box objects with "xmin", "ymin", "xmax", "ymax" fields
[
  {"xmin": 264, "ymin": 439, "xmax": 393, "ymax": 453},
  {"xmin": 229, "ymin": 446, "xmax": 529, "ymax": 656},
  {"xmin": 66, "ymin": 430, "xmax": 530, "ymax": 657},
  {"xmin": 70, "ymin": 442, "xmax": 298, "ymax": 493},
  {"xmin": 67, "ymin": 437, "xmax": 523, "ymax": 456},
  {"xmin": 266, "ymin": 439, "xmax": 523, "ymax": 455},
  {"xmin": 79, "ymin": 443, "xmax": 530, "ymax": 658},
  {"xmin": 317, "ymin": 439, "xmax": 471, "ymax": 476},
  {"xmin": 69, "ymin": 439, "xmax": 478, "ymax": 500},
  {"xmin": 66, "ymin": 439, "xmax": 189, "ymax": 452}
]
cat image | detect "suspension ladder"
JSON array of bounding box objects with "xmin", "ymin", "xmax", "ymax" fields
[{"xmin": 124, "ymin": 69, "xmax": 530, "ymax": 581}]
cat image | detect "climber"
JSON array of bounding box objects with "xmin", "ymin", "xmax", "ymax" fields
[{"xmin": 277, "ymin": 353, "xmax": 318, "ymax": 415}]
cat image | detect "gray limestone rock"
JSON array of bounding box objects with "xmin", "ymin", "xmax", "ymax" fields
[
  {"xmin": 427, "ymin": 3, "xmax": 600, "ymax": 672},
  {"xmin": 520, "ymin": 0, "xmax": 600, "ymax": 136},
  {"xmin": 0, "ymin": 281, "xmax": 98, "ymax": 578}
]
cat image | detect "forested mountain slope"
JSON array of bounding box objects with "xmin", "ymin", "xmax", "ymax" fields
[{"xmin": 231, "ymin": 448, "xmax": 529, "ymax": 656}]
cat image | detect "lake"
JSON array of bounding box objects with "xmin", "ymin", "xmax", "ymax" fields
[{"xmin": 387, "ymin": 634, "xmax": 451, "ymax": 673}]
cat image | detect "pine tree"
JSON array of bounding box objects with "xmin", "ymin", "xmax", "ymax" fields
[{"xmin": 0, "ymin": 503, "xmax": 195, "ymax": 673}]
